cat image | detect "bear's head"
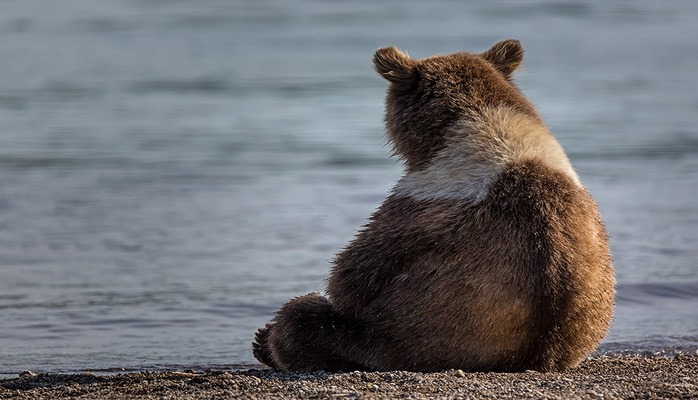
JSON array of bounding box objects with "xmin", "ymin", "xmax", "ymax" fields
[
  {"xmin": 375, "ymin": 40, "xmax": 580, "ymax": 202},
  {"xmin": 374, "ymin": 39, "xmax": 540, "ymax": 172}
]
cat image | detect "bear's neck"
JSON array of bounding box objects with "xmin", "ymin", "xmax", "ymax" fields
[{"xmin": 392, "ymin": 107, "xmax": 581, "ymax": 203}]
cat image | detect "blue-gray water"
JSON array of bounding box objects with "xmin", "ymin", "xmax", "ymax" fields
[{"xmin": 1, "ymin": 1, "xmax": 697, "ymax": 376}]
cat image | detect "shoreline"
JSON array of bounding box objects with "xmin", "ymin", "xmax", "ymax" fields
[{"xmin": 2, "ymin": 355, "xmax": 697, "ymax": 399}]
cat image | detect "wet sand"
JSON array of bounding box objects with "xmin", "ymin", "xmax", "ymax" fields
[{"xmin": 2, "ymin": 355, "xmax": 696, "ymax": 399}]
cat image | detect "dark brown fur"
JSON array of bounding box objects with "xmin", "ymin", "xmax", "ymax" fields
[
  {"xmin": 375, "ymin": 39, "xmax": 539, "ymax": 172},
  {"xmin": 252, "ymin": 40, "xmax": 615, "ymax": 372}
]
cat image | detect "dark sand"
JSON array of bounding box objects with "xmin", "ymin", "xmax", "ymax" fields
[{"xmin": 2, "ymin": 355, "xmax": 696, "ymax": 399}]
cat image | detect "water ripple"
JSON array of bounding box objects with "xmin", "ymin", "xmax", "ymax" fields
[{"xmin": 617, "ymin": 282, "xmax": 698, "ymax": 305}]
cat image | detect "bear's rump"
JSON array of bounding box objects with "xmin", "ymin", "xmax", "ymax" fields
[{"xmin": 358, "ymin": 255, "xmax": 537, "ymax": 371}]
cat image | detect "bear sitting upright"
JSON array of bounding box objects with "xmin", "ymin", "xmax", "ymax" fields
[{"xmin": 252, "ymin": 39, "xmax": 615, "ymax": 373}]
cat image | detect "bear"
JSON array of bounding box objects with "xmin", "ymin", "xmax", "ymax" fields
[{"xmin": 252, "ymin": 39, "xmax": 615, "ymax": 373}]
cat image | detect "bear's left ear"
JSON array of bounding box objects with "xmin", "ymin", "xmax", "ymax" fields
[
  {"xmin": 481, "ymin": 39, "xmax": 524, "ymax": 76},
  {"xmin": 373, "ymin": 46, "xmax": 418, "ymax": 86}
]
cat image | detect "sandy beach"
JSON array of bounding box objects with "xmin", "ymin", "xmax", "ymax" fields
[{"xmin": 2, "ymin": 355, "xmax": 696, "ymax": 399}]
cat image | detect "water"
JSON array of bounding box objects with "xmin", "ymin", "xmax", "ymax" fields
[{"xmin": 1, "ymin": 0, "xmax": 697, "ymax": 376}]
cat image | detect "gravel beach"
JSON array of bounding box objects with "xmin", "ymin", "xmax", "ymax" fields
[{"xmin": 2, "ymin": 355, "xmax": 696, "ymax": 399}]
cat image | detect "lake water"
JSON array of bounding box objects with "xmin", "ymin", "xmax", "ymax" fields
[{"xmin": 1, "ymin": 0, "xmax": 697, "ymax": 376}]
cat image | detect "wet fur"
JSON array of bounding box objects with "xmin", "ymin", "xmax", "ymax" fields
[{"xmin": 252, "ymin": 39, "xmax": 615, "ymax": 372}]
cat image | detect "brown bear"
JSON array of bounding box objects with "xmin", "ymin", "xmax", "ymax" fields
[{"xmin": 252, "ymin": 39, "xmax": 615, "ymax": 373}]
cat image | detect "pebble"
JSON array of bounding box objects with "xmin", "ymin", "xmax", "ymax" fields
[{"xmin": 3, "ymin": 357, "xmax": 698, "ymax": 399}]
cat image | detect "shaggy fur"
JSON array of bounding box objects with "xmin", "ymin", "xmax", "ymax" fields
[{"xmin": 252, "ymin": 39, "xmax": 615, "ymax": 373}]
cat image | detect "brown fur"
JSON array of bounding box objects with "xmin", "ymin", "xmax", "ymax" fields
[
  {"xmin": 374, "ymin": 39, "xmax": 539, "ymax": 172},
  {"xmin": 252, "ymin": 39, "xmax": 615, "ymax": 372}
]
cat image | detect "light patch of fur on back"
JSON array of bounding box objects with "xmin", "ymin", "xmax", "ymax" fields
[{"xmin": 394, "ymin": 107, "xmax": 581, "ymax": 202}]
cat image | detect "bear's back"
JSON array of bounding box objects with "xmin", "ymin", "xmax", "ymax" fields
[{"xmin": 356, "ymin": 159, "xmax": 613, "ymax": 372}]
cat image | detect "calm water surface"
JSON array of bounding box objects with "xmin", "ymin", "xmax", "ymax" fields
[{"xmin": 1, "ymin": 0, "xmax": 697, "ymax": 376}]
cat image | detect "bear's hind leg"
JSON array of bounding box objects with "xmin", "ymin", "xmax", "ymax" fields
[
  {"xmin": 252, "ymin": 323, "xmax": 280, "ymax": 369},
  {"xmin": 264, "ymin": 292, "xmax": 365, "ymax": 372}
]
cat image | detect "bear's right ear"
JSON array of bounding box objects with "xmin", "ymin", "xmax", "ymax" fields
[
  {"xmin": 481, "ymin": 39, "xmax": 524, "ymax": 76},
  {"xmin": 373, "ymin": 47, "xmax": 418, "ymax": 86}
]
